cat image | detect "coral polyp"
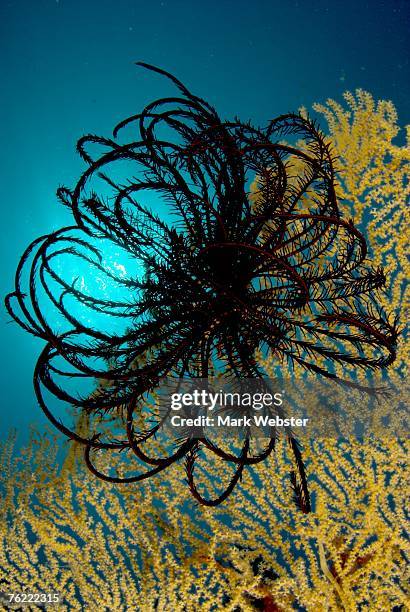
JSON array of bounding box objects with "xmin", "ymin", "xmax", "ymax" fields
[{"xmin": 5, "ymin": 64, "xmax": 398, "ymax": 506}]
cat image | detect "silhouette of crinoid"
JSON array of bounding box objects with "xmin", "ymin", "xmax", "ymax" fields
[{"xmin": 5, "ymin": 64, "xmax": 398, "ymax": 509}]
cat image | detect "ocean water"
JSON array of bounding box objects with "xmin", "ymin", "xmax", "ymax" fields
[{"xmin": 0, "ymin": 0, "xmax": 409, "ymax": 440}]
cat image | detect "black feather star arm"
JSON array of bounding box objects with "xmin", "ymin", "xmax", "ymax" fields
[{"xmin": 5, "ymin": 63, "xmax": 398, "ymax": 509}]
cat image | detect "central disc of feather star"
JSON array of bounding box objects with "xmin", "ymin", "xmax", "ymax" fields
[{"xmin": 6, "ymin": 63, "xmax": 398, "ymax": 508}]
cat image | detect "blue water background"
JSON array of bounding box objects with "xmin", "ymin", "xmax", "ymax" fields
[{"xmin": 0, "ymin": 0, "xmax": 409, "ymax": 442}]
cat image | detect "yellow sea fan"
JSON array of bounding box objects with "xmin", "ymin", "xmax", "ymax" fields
[
  {"xmin": 261, "ymin": 91, "xmax": 408, "ymax": 387},
  {"xmin": 312, "ymin": 89, "xmax": 409, "ymax": 375},
  {"xmin": 0, "ymin": 430, "xmax": 408, "ymax": 611}
]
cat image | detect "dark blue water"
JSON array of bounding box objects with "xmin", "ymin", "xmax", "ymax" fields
[{"xmin": 1, "ymin": 0, "xmax": 409, "ymax": 439}]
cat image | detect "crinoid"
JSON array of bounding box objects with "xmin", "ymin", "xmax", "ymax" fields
[{"xmin": 5, "ymin": 64, "xmax": 398, "ymax": 508}]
